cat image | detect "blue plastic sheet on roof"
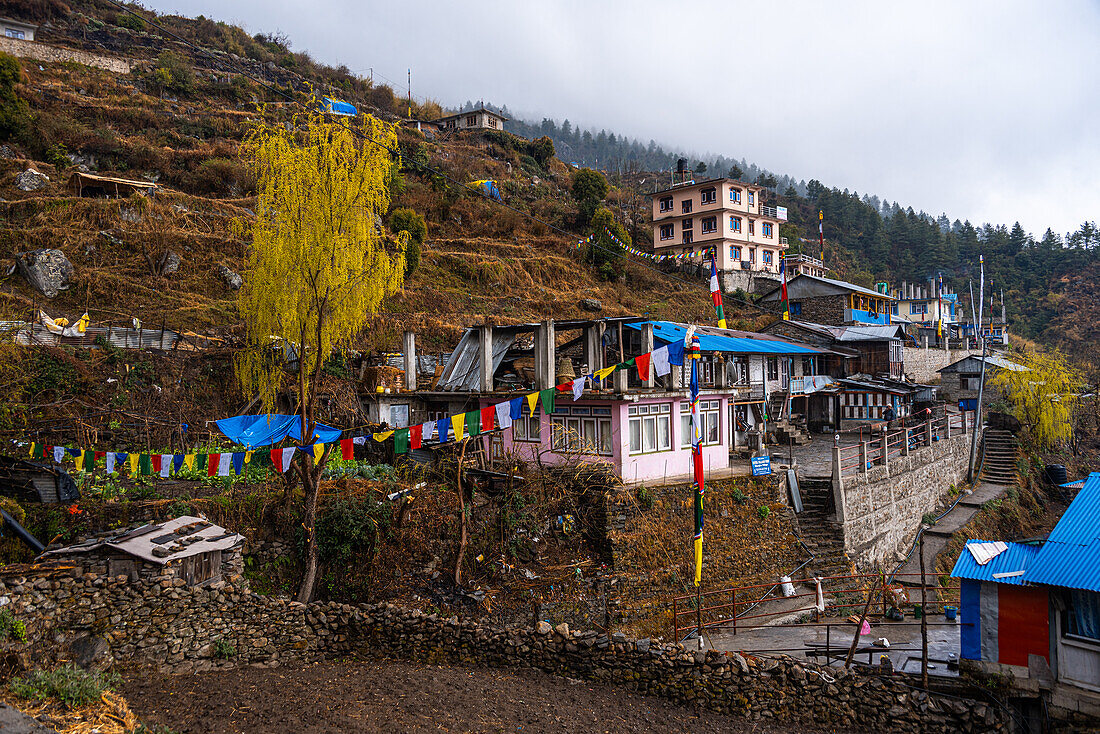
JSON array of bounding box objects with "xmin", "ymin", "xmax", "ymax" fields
[
  {"xmin": 214, "ymin": 414, "xmax": 342, "ymax": 449},
  {"xmin": 321, "ymin": 97, "xmax": 357, "ymax": 116},
  {"xmin": 949, "ymin": 540, "xmax": 1041, "ymax": 587},
  {"xmin": 1026, "ymin": 472, "xmax": 1100, "ymax": 592},
  {"xmin": 625, "ymin": 321, "xmax": 819, "ymax": 355}
]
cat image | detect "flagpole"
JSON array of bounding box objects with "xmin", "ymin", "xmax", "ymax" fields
[
  {"xmin": 818, "ymin": 210, "xmax": 825, "ymax": 263},
  {"xmin": 688, "ymin": 327, "xmax": 705, "ymax": 648}
]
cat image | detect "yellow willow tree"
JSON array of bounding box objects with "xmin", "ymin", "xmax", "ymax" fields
[
  {"xmin": 990, "ymin": 349, "xmax": 1084, "ymax": 449},
  {"xmin": 236, "ymin": 109, "xmax": 407, "ymax": 602}
]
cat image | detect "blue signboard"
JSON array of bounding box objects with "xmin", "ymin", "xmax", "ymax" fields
[{"xmin": 751, "ymin": 455, "xmax": 772, "ymax": 477}]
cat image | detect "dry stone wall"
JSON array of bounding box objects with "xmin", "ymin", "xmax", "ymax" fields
[
  {"xmin": 0, "ymin": 37, "xmax": 132, "ymax": 74},
  {"xmin": 0, "ymin": 561, "xmax": 1004, "ymax": 732},
  {"xmin": 903, "ymin": 346, "xmax": 981, "ymax": 383},
  {"xmin": 837, "ymin": 432, "xmax": 972, "ymax": 565}
]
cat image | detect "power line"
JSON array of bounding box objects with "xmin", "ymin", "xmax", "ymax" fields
[{"xmin": 103, "ymin": 0, "xmax": 712, "ymax": 293}]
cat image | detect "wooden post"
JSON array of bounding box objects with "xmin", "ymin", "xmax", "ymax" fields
[
  {"xmin": 732, "ymin": 588, "xmax": 737, "ymax": 635},
  {"xmin": 844, "ymin": 577, "xmax": 879, "ymax": 668},
  {"xmin": 696, "ymin": 585, "xmax": 704, "ymax": 649},
  {"xmin": 881, "ymin": 426, "xmax": 889, "ymax": 468},
  {"xmin": 454, "ymin": 438, "xmax": 469, "ymax": 587},
  {"xmin": 920, "ymin": 533, "xmax": 929, "ymax": 689},
  {"xmin": 859, "ymin": 441, "xmax": 869, "ymax": 473},
  {"xmin": 672, "ymin": 595, "xmax": 678, "ymax": 641}
]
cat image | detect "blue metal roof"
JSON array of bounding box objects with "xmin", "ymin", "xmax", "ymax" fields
[
  {"xmin": 625, "ymin": 321, "xmax": 820, "ymax": 355},
  {"xmin": 1026, "ymin": 472, "xmax": 1100, "ymax": 592},
  {"xmin": 950, "ymin": 541, "xmax": 1042, "ymax": 586},
  {"xmin": 321, "ymin": 97, "xmax": 357, "ymax": 116}
]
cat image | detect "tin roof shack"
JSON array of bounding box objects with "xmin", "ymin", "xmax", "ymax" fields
[
  {"xmin": 42, "ymin": 515, "xmax": 244, "ymax": 587},
  {"xmin": 0, "ymin": 455, "xmax": 79, "ymax": 503},
  {"xmin": 68, "ymin": 171, "xmax": 157, "ymax": 199},
  {"xmin": 950, "ymin": 474, "xmax": 1100, "ymax": 720},
  {"xmin": 937, "ymin": 354, "xmax": 1026, "ymax": 412},
  {"xmin": 758, "ymin": 274, "xmax": 895, "ymax": 326},
  {"xmin": 760, "ymin": 320, "xmax": 906, "ymax": 380}
]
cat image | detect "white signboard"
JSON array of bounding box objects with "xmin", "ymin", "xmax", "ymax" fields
[{"xmin": 776, "ymin": 206, "xmax": 788, "ymax": 221}]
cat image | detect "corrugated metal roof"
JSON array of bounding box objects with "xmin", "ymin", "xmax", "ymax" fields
[
  {"xmin": 761, "ymin": 274, "xmax": 895, "ymax": 301},
  {"xmin": 43, "ymin": 515, "xmax": 243, "ymax": 565},
  {"xmin": 625, "ymin": 321, "xmax": 821, "ymax": 355},
  {"xmin": 950, "ymin": 540, "xmax": 1042, "ymax": 586},
  {"xmin": 825, "ymin": 325, "xmax": 907, "ymax": 342},
  {"xmin": 1026, "ymin": 472, "xmax": 1100, "ymax": 592}
]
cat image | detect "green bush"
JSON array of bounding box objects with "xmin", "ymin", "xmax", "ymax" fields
[
  {"xmin": 212, "ymin": 638, "xmax": 236, "ymax": 659},
  {"xmin": 584, "ymin": 207, "xmax": 628, "ymax": 280},
  {"xmin": 731, "ymin": 489, "xmax": 747, "ymax": 504},
  {"xmin": 113, "ymin": 13, "xmax": 145, "ymax": 31},
  {"xmin": 0, "ymin": 608, "xmax": 26, "ymax": 642},
  {"xmin": 146, "ymin": 52, "xmax": 195, "ymax": 96},
  {"xmin": 0, "ymin": 53, "xmax": 30, "ymax": 142},
  {"xmin": 9, "ymin": 665, "xmax": 120, "ymax": 710},
  {"xmin": 570, "ymin": 168, "xmax": 609, "ymax": 226},
  {"xmin": 757, "ymin": 505, "xmax": 771, "ymax": 520},
  {"xmin": 636, "ymin": 485, "xmax": 654, "ymax": 510},
  {"xmin": 388, "ymin": 207, "xmax": 426, "ymax": 278}
]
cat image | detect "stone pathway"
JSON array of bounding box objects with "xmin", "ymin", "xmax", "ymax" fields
[{"xmin": 892, "ymin": 481, "xmax": 1013, "ymax": 584}]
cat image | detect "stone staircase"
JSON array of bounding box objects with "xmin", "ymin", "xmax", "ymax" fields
[
  {"xmin": 768, "ymin": 391, "xmax": 812, "ymax": 445},
  {"xmin": 794, "ymin": 476, "xmax": 853, "ymax": 578},
  {"xmin": 980, "ymin": 428, "xmax": 1019, "ymax": 486}
]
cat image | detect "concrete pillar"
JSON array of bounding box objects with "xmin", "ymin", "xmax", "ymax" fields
[
  {"xmin": 583, "ymin": 323, "xmax": 605, "ymax": 377},
  {"xmin": 881, "ymin": 426, "xmax": 889, "ymax": 469},
  {"xmin": 902, "ymin": 427, "xmax": 911, "ymax": 456},
  {"xmin": 922, "ymin": 335, "xmax": 928, "ymax": 349},
  {"xmin": 859, "ymin": 441, "xmax": 869, "ymax": 473},
  {"xmin": 716, "ymin": 355, "xmax": 728, "ymax": 388},
  {"xmin": 478, "ymin": 324, "xmax": 494, "ymax": 393},
  {"xmin": 641, "ymin": 323, "xmax": 654, "ymax": 388},
  {"xmin": 535, "ymin": 320, "xmax": 555, "ymax": 390},
  {"xmin": 403, "ymin": 331, "xmax": 417, "ymax": 392},
  {"xmin": 945, "ymin": 416, "xmax": 952, "ymax": 440},
  {"xmin": 831, "ymin": 439, "xmax": 847, "ymax": 523},
  {"xmin": 925, "ymin": 419, "xmax": 933, "ymax": 447}
]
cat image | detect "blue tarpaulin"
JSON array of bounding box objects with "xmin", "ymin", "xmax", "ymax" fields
[
  {"xmin": 467, "ymin": 179, "xmax": 501, "ymax": 201},
  {"xmin": 214, "ymin": 414, "xmax": 342, "ymax": 449},
  {"xmin": 321, "ymin": 97, "xmax": 357, "ymax": 116}
]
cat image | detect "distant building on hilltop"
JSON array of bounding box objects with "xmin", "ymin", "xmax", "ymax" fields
[
  {"xmin": 1, "ymin": 17, "xmax": 36, "ymax": 41},
  {"xmin": 889, "ymin": 280, "xmax": 958, "ymax": 329},
  {"xmin": 436, "ymin": 107, "xmax": 507, "ymax": 132},
  {"xmin": 646, "ymin": 178, "xmax": 788, "ymax": 293}
]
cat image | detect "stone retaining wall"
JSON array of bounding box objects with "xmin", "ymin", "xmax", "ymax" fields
[
  {"xmin": 0, "ymin": 37, "xmax": 132, "ymax": 74},
  {"xmin": 903, "ymin": 346, "xmax": 981, "ymax": 383},
  {"xmin": 0, "ymin": 566, "xmax": 1002, "ymax": 732},
  {"xmin": 837, "ymin": 432, "xmax": 972, "ymax": 565}
]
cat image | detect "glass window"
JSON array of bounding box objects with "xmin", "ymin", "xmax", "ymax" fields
[
  {"xmin": 515, "ymin": 408, "xmax": 541, "ymax": 442},
  {"xmin": 748, "ymin": 220, "xmax": 755, "ymax": 236},
  {"xmin": 701, "ymin": 187, "xmax": 716, "ymax": 204},
  {"xmin": 730, "ymin": 216, "xmax": 742, "ymax": 233},
  {"xmin": 767, "ymin": 357, "xmax": 779, "ymax": 381},
  {"xmin": 730, "ymin": 245, "xmax": 741, "ymax": 261},
  {"xmin": 791, "ymin": 302, "xmax": 802, "ymax": 316},
  {"xmin": 763, "ymin": 223, "xmax": 773, "ymax": 237},
  {"xmin": 682, "ymin": 231, "xmax": 693, "ymax": 245},
  {"xmin": 5, "ymin": 29, "xmax": 25, "ymax": 40},
  {"xmin": 629, "ymin": 404, "xmax": 671, "ymax": 454},
  {"xmin": 682, "ymin": 218, "xmax": 693, "ymax": 231},
  {"xmin": 659, "ymin": 196, "xmax": 673, "ymax": 212},
  {"xmin": 730, "ymin": 188, "xmax": 742, "ymax": 203},
  {"xmin": 681, "ymin": 199, "xmax": 693, "ymax": 214},
  {"xmin": 748, "ymin": 191, "xmax": 755, "ymax": 205},
  {"xmin": 680, "ymin": 400, "xmax": 720, "ymax": 447},
  {"xmin": 762, "ymin": 251, "xmax": 773, "ymax": 264},
  {"xmin": 660, "ymin": 224, "xmax": 674, "ymax": 241},
  {"xmin": 598, "ymin": 419, "xmax": 613, "ymax": 455},
  {"xmin": 701, "ymin": 216, "xmax": 717, "ymax": 234}
]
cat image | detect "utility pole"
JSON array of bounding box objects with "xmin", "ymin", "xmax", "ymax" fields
[
  {"xmin": 920, "ymin": 533, "xmax": 929, "ymax": 689},
  {"xmin": 967, "ymin": 330, "xmax": 988, "ymax": 483}
]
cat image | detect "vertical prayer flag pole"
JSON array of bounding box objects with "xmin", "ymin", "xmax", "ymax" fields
[
  {"xmin": 818, "ymin": 209, "xmax": 825, "ymax": 264},
  {"xmin": 709, "ymin": 250, "xmax": 726, "ymax": 329},
  {"xmin": 687, "ymin": 327, "xmax": 705, "ymax": 647},
  {"xmin": 780, "ymin": 255, "xmax": 790, "ymax": 320}
]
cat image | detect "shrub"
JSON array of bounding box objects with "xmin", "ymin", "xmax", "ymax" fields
[
  {"xmin": 388, "ymin": 207, "xmax": 426, "ymax": 278},
  {"xmin": 0, "ymin": 52, "xmax": 30, "ymax": 142},
  {"xmin": 212, "ymin": 639, "xmax": 236, "ymax": 659},
  {"xmin": 570, "ymin": 168, "xmax": 609, "ymax": 226},
  {"xmin": 636, "ymin": 484, "xmax": 654, "ymax": 510},
  {"xmin": 180, "ymin": 157, "xmax": 255, "ymax": 197},
  {"xmin": 584, "ymin": 207, "xmax": 627, "ymax": 280},
  {"xmin": 0, "ymin": 608, "xmax": 26, "ymax": 642},
  {"xmin": 530, "ymin": 135, "xmax": 555, "ymax": 169},
  {"xmin": 113, "ymin": 12, "xmax": 145, "ymax": 31},
  {"xmin": 9, "ymin": 665, "xmax": 120, "ymax": 710},
  {"xmin": 146, "ymin": 52, "xmax": 195, "ymax": 96},
  {"xmin": 757, "ymin": 505, "xmax": 771, "ymax": 520},
  {"xmin": 731, "ymin": 489, "xmax": 747, "ymax": 504}
]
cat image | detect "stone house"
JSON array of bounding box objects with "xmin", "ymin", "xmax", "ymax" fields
[
  {"xmin": 758, "ymin": 274, "xmax": 895, "ymax": 326},
  {"xmin": 936, "ymin": 354, "xmax": 1025, "ymax": 411},
  {"xmin": 1, "ymin": 17, "xmax": 36, "ymax": 41},
  {"xmin": 41, "ymin": 515, "xmax": 244, "ymax": 587},
  {"xmin": 435, "ymin": 107, "xmax": 507, "ymax": 132}
]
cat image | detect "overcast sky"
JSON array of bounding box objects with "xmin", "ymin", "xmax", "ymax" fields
[{"xmin": 144, "ymin": 0, "xmax": 1099, "ymax": 237}]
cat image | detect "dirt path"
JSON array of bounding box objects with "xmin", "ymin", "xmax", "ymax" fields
[{"xmin": 123, "ymin": 658, "xmax": 846, "ymax": 734}]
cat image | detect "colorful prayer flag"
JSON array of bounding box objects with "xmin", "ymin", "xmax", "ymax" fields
[
  {"xmin": 539, "ymin": 388, "xmax": 556, "ymax": 415},
  {"xmin": 270, "ymin": 447, "xmax": 295, "ymax": 473},
  {"xmin": 465, "ymin": 410, "xmax": 481, "ymax": 437},
  {"xmin": 394, "ymin": 428, "xmax": 410, "ymax": 454},
  {"xmin": 231, "ymin": 452, "xmax": 245, "ymax": 475},
  {"xmin": 525, "ymin": 392, "xmax": 539, "ymax": 414},
  {"xmin": 410, "ymin": 423, "xmax": 423, "ymax": 450},
  {"xmin": 709, "ymin": 251, "xmax": 726, "ymax": 329},
  {"xmin": 635, "ymin": 352, "xmax": 652, "ymax": 383},
  {"xmin": 437, "ymin": 417, "xmax": 450, "ymax": 443},
  {"xmin": 451, "ymin": 413, "xmax": 465, "ymax": 442},
  {"xmin": 480, "ymin": 405, "xmax": 495, "ymax": 432},
  {"xmin": 340, "ymin": 438, "xmax": 354, "ymax": 461},
  {"xmin": 687, "ymin": 328, "xmax": 705, "ymax": 588},
  {"xmin": 207, "ymin": 454, "xmax": 219, "ymax": 477}
]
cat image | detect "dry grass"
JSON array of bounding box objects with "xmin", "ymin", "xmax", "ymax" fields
[{"xmin": 1, "ymin": 690, "xmax": 140, "ymax": 734}]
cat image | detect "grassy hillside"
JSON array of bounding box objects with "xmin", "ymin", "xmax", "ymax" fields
[{"xmin": 0, "ymin": 5, "xmax": 740, "ymax": 356}]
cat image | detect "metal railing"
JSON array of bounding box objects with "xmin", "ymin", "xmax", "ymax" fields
[
  {"xmin": 671, "ymin": 572, "xmax": 961, "ymax": 641},
  {"xmin": 835, "ymin": 413, "xmax": 970, "ymax": 479}
]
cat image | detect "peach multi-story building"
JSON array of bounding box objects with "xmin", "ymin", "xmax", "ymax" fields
[{"xmin": 647, "ymin": 178, "xmax": 787, "ymax": 291}]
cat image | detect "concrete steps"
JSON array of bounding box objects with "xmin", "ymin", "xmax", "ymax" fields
[{"xmin": 980, "ymin": 429, "xmax": 1018, "ymax": 486}]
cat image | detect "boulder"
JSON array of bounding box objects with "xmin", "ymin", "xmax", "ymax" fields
[
  {"xmin": 16, "ymin": 249, "xmax": 74, "ymax": 298},
  {"xmin": 536, "ymin": 621, "xmax": 551, "ymax": 635},
  {"xmin": 68, "ymin": 634, "xmax": 113, "ymax": 671},
  {"xmin": 14, "ymin": 168, "xmax": 48, "ymax": 192},
  {"xmin": 579, "ymin": 298, "xmax": 603, "ymax": 312},
  {"xmin": 215, "ymin": 264, "xmax": 243, "ymax": 291},
  {"xmin": 158, "ymin": 250, "xmax": 182, "ymax": 276}
]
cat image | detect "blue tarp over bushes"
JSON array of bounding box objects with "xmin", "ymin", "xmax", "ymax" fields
[{"xmin": 214, "ymin": 414, "xmax": 342, "ymax": 448}]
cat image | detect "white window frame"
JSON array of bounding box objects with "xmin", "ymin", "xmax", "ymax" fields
[
  {"xmin": 680, "ymin": 399, "xmax": 721, "ymax": 447},
  {"xmin": 701, "ymin": 187, "xmax": 717, "ymax": 205},
  {"xmin": 730, "ymin": 188, "xmax": 742, "ymax": 203},
  {"xmin": 701, "ymin": 216, "xmax": 717, "ymax": 234},
  {"xmin": 513, "ymin": 407, "xmax": 542, "ymax": 442},
  {"xmin": 628, "ymin": 403, "xmax": 672, "ymax": 455},
  {"xmin": 659, "ymin": 196, "xmax": 673, "ymax": 212},
  {"xmin": 763, "ymin": 222, "xmax": 773, "ymax": 238},
  {"xmin": 660, "ymin": 224, "xmax": 674, "ymax": 241},
  {"xmin": 730, "ymin": 216, "xmax": 742, "ymax": 233}
]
